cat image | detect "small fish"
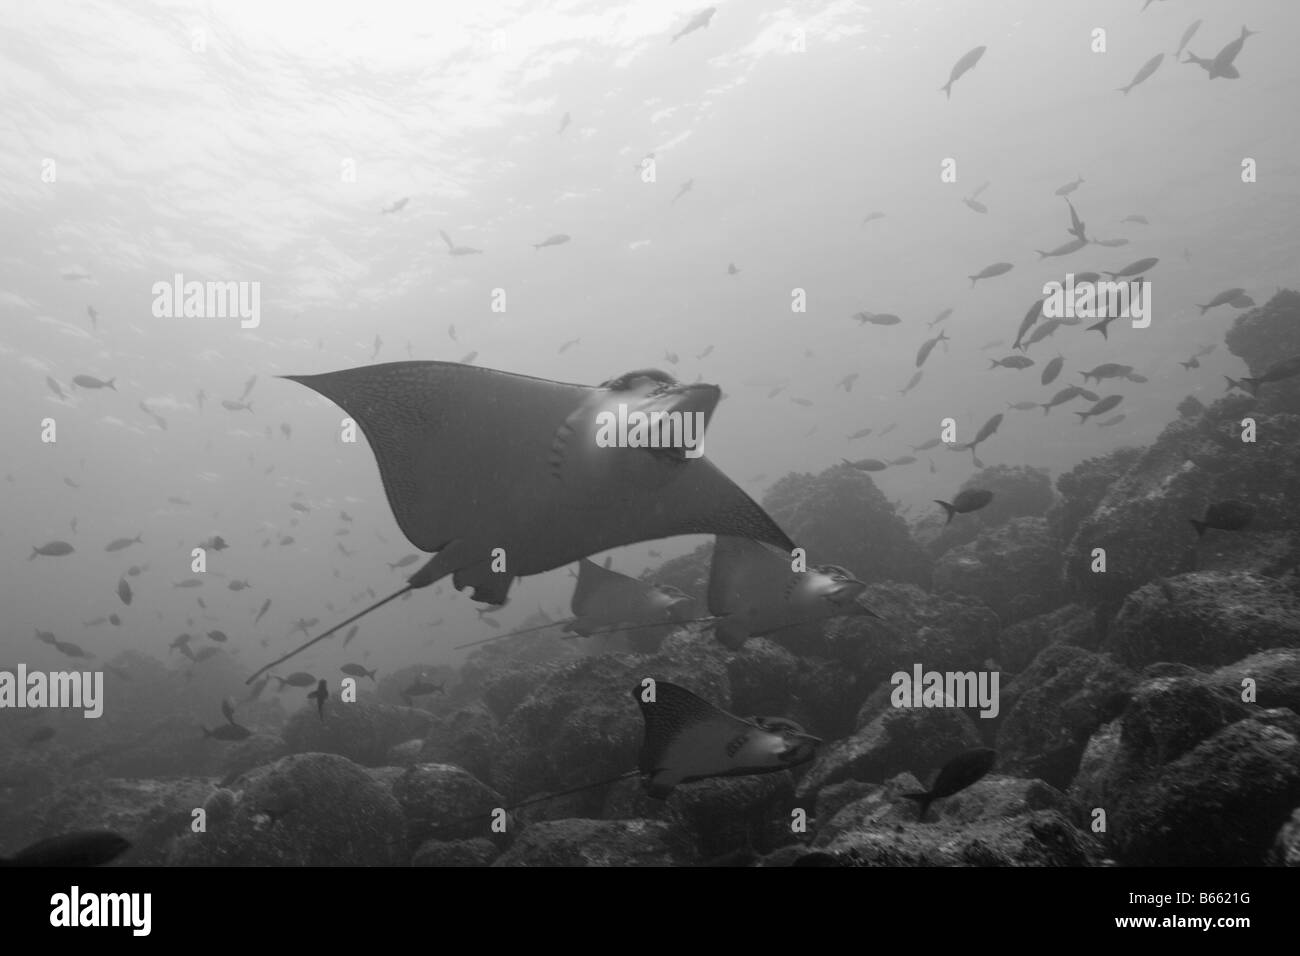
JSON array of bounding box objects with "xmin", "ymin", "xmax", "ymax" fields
[
  {"xmin": 1076, "ymin": 394, "xmax": 1124, "ymax": 424},
  {"xmin": 380, "ymin": 197, "xmax": 409, "ymax": 215},
  {"xmin": 879, "ymin": 422, "xmax": 897, "ymax": 437},
  {"xmin": 789, "ymin": 397, "xmax": 812, "ymax": 407},
  {"xmin": 307, "ymin": 679, "xmax": 328, "ymax": 721},
  {"xmin": 842, "ymin": 458, "xmax": 888, "ymax": 472},
  {"xmin": 372, "ymin": 335, "xmax": 383, "ymax": 360},
  {"xmin": 664, "ymin": 351, "xmax": 680, "ymax": 365},
  {"xmin": 670, "ymin": 179, "xmax": 694, "ymax": 205},
  {"xmin": 1080, "ymin": 363, "xmax": 1133, "ymax": 384},
  {"xmin": 1092, "ymin": 237, "xmax": 1129, "ymax": 247},
  {"xmin": 1106, "ymin": 257, "xmax": 1158, "ymax": 279},
  {"xmin": 254, "ymin": 598, "xmax": 272, "ymax": 624},
  {"xmin": 962, "ymin": 413, "xmax": 1003, "ymax": 467},
  {"xmin": 670, "ymin": 6, "xmax": 715, "ymax": 44},
  {"xmin": 1126, "ymin": 373, "xmax": 1149, "ymax": 383},
  {"xmin": 280, "ymin": 536, "xmax": 296, "ymax": 546},
  {"xmin": 911, "ymin": 437, "xmax": 942, "ymax": 452},
  {"xmin": 1054, "ymin": 174, "xmax": 1084, "ymax": 197},
  {"xmin": 460, "ymin": 351, "xmax": 478, "ymax": 365},
  {"xmin": 1041, "ymin": 355, "xmax": 1065, "ymax": 386},
  {"xmin": 847, "ymin": 427, "xmax": 874, "ymax": 440},
  {"xmin": 860, "ymin": 211, "xmax": 885, "ymax": 227},
  {"xmin": 697, "ymin": 345, "xmax": 714, "ymax": 359},
  {"xmin": 72, "ymin": 375, "xmax": 115, "ymax": 390},
  {"xmin": 968, "ymin": 262, "xmax": 1013, "ymax": 287},
  {"xmin": 1037, "ymin": 237, "xmax": 1088, "ymax": 259},
  {"xmin": 1190, "ymin": 500, "xmax": 1255, "ymax": 538},
  {"xmin": 195, "ymin": 390, "xmax": 206, "ymax": 411},
  {"xmin": 854, "ymin": 311, "xmax": 901, "ymax": 326},
  {"xmin": 1064, "ymin": 198, "xmax": 1087, "ymax": 241},
  {"xmin": 274, "ymin": 672, "xmax": 317, "ymax": 690},
  {"xmin": 105, "ymin": 534, "xmax": 142, "ymax": 552},
  {"xmin": 941, "ymin": 45, "xmax": 986, "ymax": 99},
  {"xmin": 30, "ymin": 541, "xmax": 75, "ymax": 559},
  {"xmin": 899, "ymin": 370, "xmax": 923, "ymax": 395},
  {"xmin": 228, "ymin": 579, "xmax": 250, "ymax": 591},
  {"xmin": 202, "ymin": 723, "xmax": 252, "ymax": 741},
  {"xmin": 532, "ymin": 233, "xmax": 571, "ymax": 250},
  {"xmin": 915, "ymin": 330, "xmax": 949, "ymax": 368},
  {"xmin": 556, "ymin": 111, "xmax": 570, "ymax": 135},
  {"xmin": 1196, "ymin": 287, "xmax": 1247, "ymax": 314},
  {"xmin": 221, "ymin": 400, "xmax": 253, "ymax": 413},
  {"xmin": 989, "ymin": 355, "xmax": 1034, "ymax": 370},
  {"xmin": 727, "ymin": 263, "xmax": 740, "ymax": 275},
  {"xmin": 1175, "ymin": 20, "xmax": 1203, "ymax": 57},
  {"xmin": 239, "ymin": 374, "xmax": 258, "ymax": 401},
  {"xmin": 887, "ymin": 455, "xmax": 917, "ymax": 466},
  {"xmin": 1097, "ymin": 414, "xmax": 1127, "ymax": 427},
  {"xmin": 221, "ymin": 697, "xmax": 237, "ymax": 725},
  {"xmin": 116, "ymin": 578, "xmax": 132, "ymax": 606},
  {"xmin": 1012, "ymin": 299, "xmax": 1045, "ymax": 351},
  {"xmin": 35, "ymin": 629, "xmax": 56, "ymax": 645},
  {"xmin": 168, "ymin": 496, "xmax": 191, "ymax": 506},
  {"xmin": 343, "ymin": 624, "xmax": 359, "ymax": 647},
  {"xmin": 173, "ymin": 578, "xmax": 204, "ymax": 588},
  {"xmin": 1023, "ymin": 318, "xmax": 1064, "ymax": 349},
  {"xmin": 633, "ymin": 680, "xmax": 819, "ymax": 798},
  {"xmin": 933, "ymin": 489, "xmax": 994, "ymax": 524},
  {"xmin": 27, "ymin": 726, "xmax": 56, "ymax": 746},
  {"xmin": 207, "ymin": 630, "xmax": 228, "ymax": 643},
  {"xmin": 558, "ymin": 338, "xmax": 580, "ymax": 354},
  {"xmin": 0, "ymin": 831, "xmax": 131, "ymax": 867},
  {"xmin": 962, "ymin": 197, "xmax": 988, "ymax": 214},
  {"xmin": 86, "ymin": 305, "xmax": 100, "ymax": 330},
  {"xmin": 438, "ymin": 231, "xmax": 483, "ymax": 256},
  {"xmin": 1118, "ymin": 53, "xmax": 1164, "ymax": 94},
  {"xmin": 1006, "ymin": 401, "xmax": 1038, "ymax": 411},
  {"xmin": 341, "ymin": 663, "xmax": 377, "ymax": 681},
  {"xmin": 1121, "ymin": 214, "xmax": 1149, "ymax": 225},
  {"xmin": 928, "ymin": 308, "xmax": 953, "ymax": 327},
  {"xmin": 45, "ymin": 376, "xmax": 66, "ymax": 400},
  {"xmin": 54, "ymin": 640, "xmax": 92, "ymax": 659},
  {"xmin": 290, "ymin": 618, "xmax": 319, "ymax": 636},
  {"xmin": 904, "ymin": 748, "xmax": 997, "ymax": 820},
  {"xmin": 290, "ymin": 501, "xmax": 311, "ymax": 513},
  {"xmin": 193, "ymin": 646, "xmax": 221, "ymax": 663},
  {"xmin": 389, "ymin": 554, "xmax": 421, "ymax": 570}
]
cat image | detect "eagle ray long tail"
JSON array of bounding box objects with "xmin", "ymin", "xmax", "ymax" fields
[
  {"xmin": 437, "ymin": 770, "xmax": 641, "ymax": 832},
  {"xmin": 245, "ymin": 555, "xmax": 447, "ymax": 684}
]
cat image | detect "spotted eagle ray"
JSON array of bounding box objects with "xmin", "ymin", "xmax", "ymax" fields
[
  {"xmin": 430, "ymin": 679, "xmax": 819, "ymax": 833},
  {"xmin": 634, "ymin": 680, "xmax": 820, "ymax": 798},
  {"xmin": 454, "ymin": 556, "xmax": 695, "ymax": 650},
  {"xmin": 248, "ymin": 363, "xmax": 792, "ymax": 681},
  {"xmin": 706, "ymin": 536, "xmax": 878, "ymax": 649}
]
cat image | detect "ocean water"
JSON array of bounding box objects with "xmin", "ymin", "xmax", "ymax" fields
[{"xmin": 1, "ymin": 0, "xmax": 1297, "ymax": 868}]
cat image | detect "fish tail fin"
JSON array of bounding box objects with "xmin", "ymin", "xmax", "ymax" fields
[
  {"xmin": 1040, "ymin": 404, "xmax": 1050, "ymax": 416},
  {"xmin": 367, "ymin": 668, "xmax": 377, "ymax": 682},
  {"xmin": 107, "ymin": 379, "xmax": 116, "ymax": 390},
  {"xmin": 934, "ymin": 500, "xmax": 956, "ymax": 525},
  {"xmin": 272, "ymin": 677, "xmax": 287, "ymax": 690},
  {"xmin": 939, "ymin": 330, "xmax": 949, "ymax": 341},
  {"xmin": 28, "ymin": 549, "xmax": 37, "ymax": 561},
  {"xmin": 201, "ymin": 725, "xmax": 212, "ymax": 738},
  {"xmin": 1036, "ymin": 250, "xmax": 1048, "ymax": 259},
  {"xmin": 1198, "ymin": 304, "xmax": 1209, "ymax": 314},
  {"xmin": 1189, "ymin": 519, "xmax": 1207, "ymax": 538},
  {"xmin": 940, "ymin": 82, "xmax": 952, "ymax": 99},
  {"xmin": 988, "ymin": 359, "xmax": 998, "ymax": 369},
  {"xmin": 1118, "ymin": 85, "xmax": 1131, "ymax": 94},
  {"xmin": 969, "ymin": 277, "xmax": 976, "ymax": 288},
  {"xmin": 1075, "ymin": 411, "xmax": 1088, "ymax": 424}
]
